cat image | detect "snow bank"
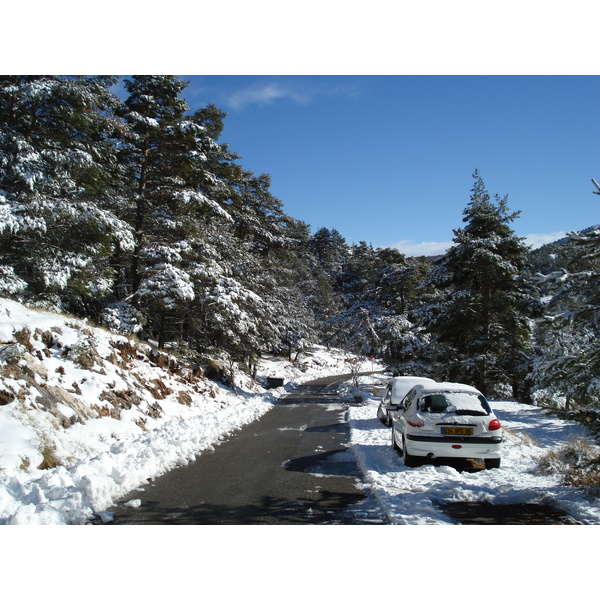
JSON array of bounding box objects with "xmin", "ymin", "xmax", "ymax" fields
[{"xmin": 0, "ymin": 298, "xmax": 359, "ymax": 525}]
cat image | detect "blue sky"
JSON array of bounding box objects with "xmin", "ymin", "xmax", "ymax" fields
[{"xmin": 178, "ymin": 75, "xmax": 600, "ymax": 256}]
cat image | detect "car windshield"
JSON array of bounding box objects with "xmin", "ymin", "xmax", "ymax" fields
[{"xmin": 418, "ymin": 392, "xmax": 491, "ymax": 416}]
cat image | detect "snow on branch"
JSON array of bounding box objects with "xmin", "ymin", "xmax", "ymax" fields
[{"xmin": 173, "ymin": 190, "xmax": 233, "ymax": 222}]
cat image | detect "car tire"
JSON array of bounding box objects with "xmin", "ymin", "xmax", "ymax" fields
[
  {"xmin": 392, "ymin": 428, "xmax": 402, "ymax": 455},
  {"xmin": 377, "ymin": 404, "xmax": 387, "ymax": 424},
  {"xmin": 484, "ymin": 458, "xmax": 501, "ymax": 469},
  {"xmin": 403, "ymin": 436, "xmax": 419, "ymax": 467}
]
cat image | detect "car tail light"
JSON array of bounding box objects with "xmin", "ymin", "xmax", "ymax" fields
[
  {"xmin": 407, "ymin": 418, "xmax": 423, "ymax": 428},
  {"xmin": 488, "ymin": 419, "xmax": 502, "ymax": 431}
]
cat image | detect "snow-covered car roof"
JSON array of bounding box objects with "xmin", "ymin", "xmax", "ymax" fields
[
  {"xmin": 390, "ymin": 376, "xmax": 435, "ymax": 402},
  {"xmin": 410, "ymin": 381, "xmax": 483, "ymax": 397}
]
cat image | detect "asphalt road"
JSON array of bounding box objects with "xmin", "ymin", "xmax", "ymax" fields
[{"xmin": 109, "ymin": 373, "xmax": 385, "ymax": 524}]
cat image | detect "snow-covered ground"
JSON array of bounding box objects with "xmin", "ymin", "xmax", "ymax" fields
[
  {"xmin": 0, "ymin": 297, "xmax": 372, "ymax": 525},
  {"xmin": 347, "ymin": 376, "xmax": 600, "ymax": 524},
  {"xmin": 1, "ymin": 295, "xmax": 599, "ymax": 530}
]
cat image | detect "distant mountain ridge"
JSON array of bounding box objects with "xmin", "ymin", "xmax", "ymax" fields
[
  {"xmin": 549, "ymin": 224, "xmax": 600, "ymax": 247},
  {"xmin": 528, "ymin": 223, "xmax": 600, "ymax": 274}
]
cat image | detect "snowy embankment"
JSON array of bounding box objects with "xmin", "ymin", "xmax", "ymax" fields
[
  {"xmin": 3, "ymin": 296, "xmax": 599, "ymax": 527},
  {"xmin": 348, "ymin": 377, "xmax": 600, "ymax": 524},
  {"xmin": 0, "ymin": 298, "xmax": 361, "ymax": 525}
]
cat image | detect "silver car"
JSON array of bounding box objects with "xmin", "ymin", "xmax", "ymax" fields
[
  {"xmin": 377, "ymin": 376, "xmax": 436, "ymax": 426},
  {"xmin": 389, "ymin": 382, "xmax": 503, "ymax": 469}
]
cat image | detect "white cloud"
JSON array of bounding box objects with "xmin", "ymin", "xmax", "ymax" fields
[
  {"xmin": 389, "ymin": 240, "xmax": 454, "ymax": 257},
  {"xmin": 524, "ymin": 232, "xmax": 566, "ymax": 249},
  {"xmin": 223, "ymin": 79, "xmax": 361, "ymax": 110},
  {"xmin": 389, "ymin": 232, "xmax": 568, "ymax": 257},
  {"xmin": 225, "ymin": 82, "xmax": 313, "ymax": 109}
]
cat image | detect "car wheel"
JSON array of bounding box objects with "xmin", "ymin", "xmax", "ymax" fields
[
  {"xmin": 484, "ymin": 458, "xmax": 501, "ymax": 469},
  {"xmin": 392, "ymin": 428, "xmax": 402, "ymax": 455},
  {"xmin": 403, "ymin": 436, "xmax": 419, "ymax": 467},
  {"xmin": 377, "ymin": 404, "xmax": 386, "ymax": 424}
]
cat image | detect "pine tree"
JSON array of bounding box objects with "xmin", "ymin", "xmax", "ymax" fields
[
  {"xmin": 306, "ymin": 227, "xmax": 347, "ymax": 340},
  {"xmin": 422, "ymin": 171, "xmax": 538, "ymax": 396},
  {"xmin": 268, "ymin": 218, "xmax": 322, "ymax": 359},
  {"xmin": 373, "ymin": 252, "xmax": 431, "ymax": 372},
  {"xmin": 319, "ymin": 241, "xmax": 430, "ymax": 372},
  {"xmin": 115, "ymin": 76, "xmax": 233, "ymax": 346},
  {"xmin": 530, "ymin": 184, "xmax": 600, "ymax": 411},
  {"xmin": 310, "ymin": 227, "xmax": 348, "ymax": 283},
  {"xmin": 0, "ymin": 75, "xmax": 133, "ymax": 314}
]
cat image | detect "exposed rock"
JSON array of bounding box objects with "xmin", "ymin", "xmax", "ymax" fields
[
  {"xmin": 36, "ymin": 385, "xmax": 98, "ymax": 426},
  {"xmin": 0, "ymin": 388, "xmax": 15, "ymax": 405},
  {"xmin": 21, "ymin": 352, "xmax": 48, "ymax": 379},
  {"xmin": 99, "ymin": 388, "xmax": 143, "ymax": 419},
  {"xmin": 0, "ymin": 343, "xmax": 27, "ymax": 364},
  {"xmin": 13, "ymin": 328, "xmax": 34, "ymax": 351},
  {"xmin": 146, "ymin": 401, "xmax": 163, "ymax": 419},
  {"xmin": 41, "ymin": 328, "xmax": 61, "ymax": 349},
  {"xmin": 177, "ymin": 390, "xmax": 193, "ymax": 406},
  {"xmin": 149, "ymin": 378, "xmax": 173, "ymax": 399}
]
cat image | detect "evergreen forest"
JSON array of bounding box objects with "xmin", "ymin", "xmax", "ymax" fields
[{"xmin": 1, "ymin": 76, "xmax": 598, "ymax": 433}]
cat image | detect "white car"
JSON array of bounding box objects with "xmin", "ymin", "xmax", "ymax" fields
[
  {"xmin": 389, "ymin": 382, "xmax": 503, "ymax": 469},
  {"xmin": 377, "ymin": 376, "xmax": 436, "ymax": 426}
]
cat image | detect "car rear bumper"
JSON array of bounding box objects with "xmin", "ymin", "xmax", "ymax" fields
[{"xmin": 406, "ymin": 433, "xmax": 502, "ymax": 459}]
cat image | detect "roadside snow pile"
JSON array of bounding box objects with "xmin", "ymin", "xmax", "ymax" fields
[
  {"xmin": 0, "ymin": 298, "xmax": 355, "ymax": 525},
  {"xmin": 348, "ymin": 377, "xmax": 600, "ymax": 524}
]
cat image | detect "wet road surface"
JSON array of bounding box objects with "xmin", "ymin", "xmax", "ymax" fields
[{"xmin": 110, "ymin": 374, "xmax": 385, "ymax": 524}]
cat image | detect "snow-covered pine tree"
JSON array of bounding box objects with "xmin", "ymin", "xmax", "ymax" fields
[
  {"xmin": 263, "ymin": 217, "xmax": 322, "ymax": 360},
  {"xmin": 530, "ymin": 183, "xmax": 600, "ymax": 414},
  {"xmin": 324, "ymin": 241, "xmax": 385, "ymax": 352},
  {"xmin": 306, "ymin": 227, "xmax": 348, "ymax": 339},
  {"xmin": 375, "ymin": 249, "xmax": 430, "ymax": 315},
  {"xmin": 321, "ymin": 243, "xmax": 431, "ymax": 373},
  {"xmin": 199, "ymin": 168, "xmax": 322, "ymax": 364},
  {"xmin": 0, "ymin": 75, "xmax": 134, "ymax": 314},
  {"xmin": 421, "ymin": 171, "xmax": 539, "ymax": 397},
  {"xmin": 373, "ymin": 251, "xmax": 432, "ymax": 373},
  {"xmin": 116, "ymin": 76, "xmax": 233, "ymax": 346},
  {"xmin": 310, "ymin": 227, "xmax": 349, "ymax": 284}
]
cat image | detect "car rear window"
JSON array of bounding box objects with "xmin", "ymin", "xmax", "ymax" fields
[{"xmin": 419, "ymin": 392, "xmax": 491, "ymax": 415}]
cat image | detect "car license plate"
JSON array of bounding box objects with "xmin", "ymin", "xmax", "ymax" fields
[{"xmin": 442, "ymin": 426, "xmax": 473, "ymax": 435}]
